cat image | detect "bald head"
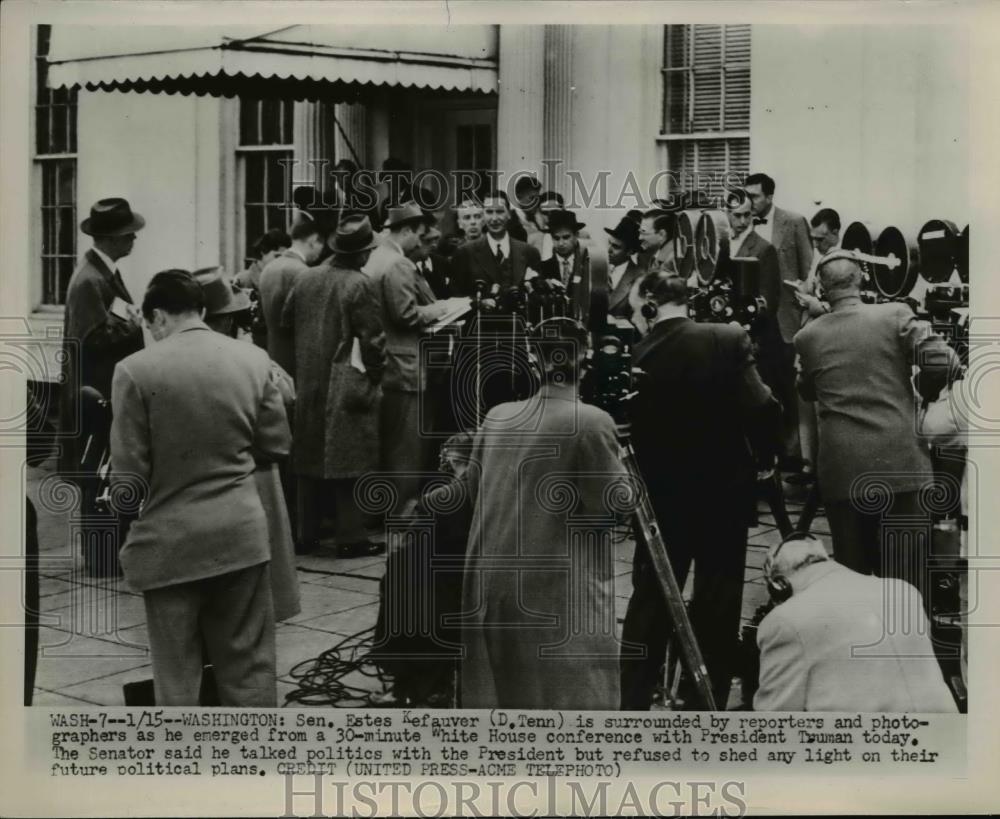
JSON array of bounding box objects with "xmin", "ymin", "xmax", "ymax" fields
[
  {"xmin": 818, "ymin": 257, "xmax": 863, "ymax": 299},
  {"xmin": 764, "ymin": 535, "xmax": 829, "ymax": 583}
]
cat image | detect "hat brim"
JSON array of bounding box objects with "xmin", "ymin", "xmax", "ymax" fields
[
  {"xmin": 333, "ymin": 238, "xmax": 379, "ymax": 254},
  {"xmin": 80, "ymin": 213, "xmax": 146, "ymax": 237},
  {"xmin": 206, "ymin": 292, "xmax": 252, "ymax": 316}
]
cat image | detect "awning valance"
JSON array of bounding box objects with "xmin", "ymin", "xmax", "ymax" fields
[{"xmin": 46, "ymin": 24, "xmax": 499, "ymax": 98}]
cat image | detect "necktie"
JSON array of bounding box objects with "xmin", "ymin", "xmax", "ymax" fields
[
  {"xmin": 754, "ymin": 217, "xmax": 768, "ymax": 225},
  {"xmin": 112, "ymin": 270, "xmax": 128, "ymax": 299},
  {"xmin": 495, "ymin": 245, "xmax": 504, "ymax": 266},
  {"xmin": 562, "ymin": 258, "xmax": 571, "ymax": 284}
]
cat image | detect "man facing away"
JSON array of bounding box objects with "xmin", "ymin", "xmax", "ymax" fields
[
  {"xmin": 110, "ymin": 270, "xmax": 291, "ymax": 706},
  {"xmin": 258, "ymin": 214, "xmax": 326, "ymax": 376}
]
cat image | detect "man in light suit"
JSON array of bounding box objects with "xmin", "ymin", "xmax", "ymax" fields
[
  {"xmin": 367, "ymin": 203, "xmax": 463, "ymax": 516},
  {"xmin": 755, "ymin": 534, "xmax": 957, "ymax": 712},
  {"xmin": 795, "ymin": 251, "xmax": 959, "ymax": 602},
  {"xmin": 450, "ymin": 191, "xmax": 542, "ymax": 297},
  {"xmin": 745, "ymin": 172, "xmax": 814, "ymax": 471},
  {"xmin": 59, "ymin": 198, "xmax": 146, "ymax": 577},
  {"xmin": 605, "ymin": 216, "xmax": 644, "ymax": 321},
  {"xmin": 110, "ymin": 270, "xmax": 291, "ymax": 706},
  {"xmin": 259, "ymin": 214, "xmax": 325, "ymax": 375}
]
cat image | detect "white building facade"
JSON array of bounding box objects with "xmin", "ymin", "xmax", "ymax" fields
[{"xmin": 26, "ymin": 22, "xmax": 968, "ymax": 380}]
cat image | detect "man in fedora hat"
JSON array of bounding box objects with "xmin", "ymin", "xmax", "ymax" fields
[
  {"xmin": 283, "ymin": 215, "xmax": 389, "ymax": 556},
  {"xmin": 367, "ymin": 203, "xmax": 467, "ymax": 516},
  {"xmin": 59, "ymin": 198, "xmax": 146, "ymax": 572},
  {"xmin": 538, "ymin": 209, "xmax": 600, "ymax": 328},
  {"xmin": 604, "ymin": 216, "xmax": 644, "ymax": 320}
]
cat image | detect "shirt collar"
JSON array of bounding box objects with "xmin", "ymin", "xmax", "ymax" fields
[
  {"xmin": 91, "ymin": 246, "xmax": 118, "ymax": 275},
  {"xmin": 487, "ymin": 233, "xmax": 510, "ymax": 256}
]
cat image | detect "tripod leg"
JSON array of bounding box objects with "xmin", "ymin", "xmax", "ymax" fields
[
  {"xmin": 795, "ymin": 483, "xmax": 822, "ymax": 534},
  {"xmin": 763, "ymin": 473, "xmax": 794, "ymax": 537}
]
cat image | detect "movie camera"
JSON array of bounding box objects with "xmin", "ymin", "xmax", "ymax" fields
[
  {"xmin": 682, "ymin": 209, "xmax": 771, "ymax": 340},
  {"xmin": 841, "ymin": 219, "xmax": 969, "ymax": 363}
]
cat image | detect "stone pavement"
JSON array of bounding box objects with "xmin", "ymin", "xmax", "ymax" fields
[{"xmin": 25, "ymin": 463, "xmax": 827, "ymax": 708}]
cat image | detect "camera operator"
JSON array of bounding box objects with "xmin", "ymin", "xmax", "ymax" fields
[
  {"xmin": 794, "ymin": 250, "xmax": 961, "ymax": 604},
  {"xmin": 620, "ymin": 271, "xmax": 781, "ymax": 710},
  {"xmin": 461, "ymin": 318, "xmax": 626, "ymax": 709},
  {"xmin": 754, "ymin": 534, "xmax": 957, "ymax": 712}
]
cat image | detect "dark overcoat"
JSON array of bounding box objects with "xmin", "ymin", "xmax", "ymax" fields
[
  {"xmin": 58, "ymin": 249, "xmax": 143, "ymax": 475},
  {"xmin": 281, "ymin": 262, "xmax": 386, "ymax": 479},
  {"xmin": 460, "ymin": 384, "xmax": 627, "ymax": 709}
]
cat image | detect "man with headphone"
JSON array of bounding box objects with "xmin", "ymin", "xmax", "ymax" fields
[
  {"xmin": 755, "ymin": 534, "xmax": 958, "ymax": 712},
  {"xmin": 620, "ymin": 270, "xmax": 782, "ymax": 710}
]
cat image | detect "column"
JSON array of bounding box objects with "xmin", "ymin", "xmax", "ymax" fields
[
  {"xmin": 543, "ymin": 25, "xmax": 574, "ymax": 184},
  {"xmin": 292, "ymin": 100, "xmax": 332, "ymax": 200},
  {"xmin": 496, "ymin": 25, "xmax": 545, "ymax": 180},
  {"xmin": 332, "ymin": 102, "xmax": 368, "ymax": 168}
]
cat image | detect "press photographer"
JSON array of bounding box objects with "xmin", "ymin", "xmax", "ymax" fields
[{"xmin": 620, "ymin": 270, "xmax": 781, "ymax": 710}]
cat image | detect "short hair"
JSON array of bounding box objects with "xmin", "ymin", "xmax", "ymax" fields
[
  {"xmin": 290, "ymin": 213, "xmax": 321, "ymax": 242},
  {"xmin": 530, "ymin": 317, "xmax": 589, "ymax": 382},
  {"xmin": 764, "ymin": 534, "xmax": 829, "ymax": 581},
  {"xmin": 811, "ymin": 207, "xmax": 842, "ymax": 232},
  {"xmin": 458, "ymin": 198, "xmax": 484, "ymax": 212},
  {"xmin": 539, "ymin": 191, "xmax": 565, "ymax": 207},
  {"xmin": 642, "ymin": 210, "xmax": 675, "ymax": 237},
  {"xmin": 638, "ymin": 270, "xmax": 688, "ymax": 306},
  {"xmin": 818, "ymin": 256, "xmax": 863, "ymax": 295},
  {"xmin": 142, "ymin": 269, "xmax": 204, "ymax": 321},
  {"xmin": 745, "ymin": 173, "xmax": 776, "ymax": 196},
  {"xmin": 723, "ymin": 188, "xmax": 750, "ymax": 210},
  {"xmin": 625, "ymin": 209, "xmax": 643, "ymax": 224},
  {"xmin": 482, "ymin": 190, "xmax": 511, "ymax": 210},
  {"xmin": 252, "ymin": 228, "xmax": 291, "ymax": 256}
]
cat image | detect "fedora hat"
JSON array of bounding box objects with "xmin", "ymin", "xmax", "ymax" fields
[
  {"xmin": 331, "ymin": 215, "xmax": 379, "ymax": 254},
  {"xmin": 81, "ymin": 198, "xmax": 146, "ymax": 237},
  {"xmin": 604, "ymin": 216, "xmax": 641, "ymax": 252},
  {"xmin": 546, "ymin": 209, "xmax": 586, "ymax": 234},
  {"xmin": 193, "ymin": 267, "xmax": 251, "ymax": 316},
  {"xmin": 384, "ymin": 202, "xmax": 429, "ymax": 229}
]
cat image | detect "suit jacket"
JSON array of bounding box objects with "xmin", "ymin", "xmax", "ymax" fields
[
  {"xmin": 538, "ymin": 247, "xmax": 595, "ymax": 326},
  {"xmin": 282, "ymin": 262, "xmax": 386, "ymax": 478},
  {"xmin": 729, "ymin": 230, "xmax": 782, "ymax": 350},
  {"xmin": 461, "ymin": 383, "xmax": 625, "ymax": 709},
  {"xmin": 366, "ymin": 241, "xmax": 449, "ymax": 393},
  {"xmin": 607, "ymin": 259, "xmax": 644, "ymax": 319},
  {"xmin": 755, "ymin": 561, "xmax": 958, "ymax": 712},
  {"xmin": 630, "ymin": 317, "xmax": 779, "ymax": 504},
  {"xmin": 259, "ymin": 249, "xmax": 310, "ymax": 374},
  {"xmin": 794, "ymin": 301, "xmax": 958, "ymax": 502},
  {"xmin": 450, "ymin": 235, "xmax": 542, "ymax": 297},
  {"xmin": 58, "ymin": 249, "xmax": 144, "ymax": 474},
  {"xmin": 766, "ymin": 206, "xmax": 814, "ymax": 342},
  {"xmin": 109, "ymin": 320, "xmax": 291, "ymax": 592},
  {"xmin": 418, "ymin": 253, "xmax": 453, "ymax": 299}
]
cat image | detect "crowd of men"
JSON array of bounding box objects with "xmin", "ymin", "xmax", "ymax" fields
[{"xmin": 51, "ymin": 164, "xmax": 962, "ymax": 711}]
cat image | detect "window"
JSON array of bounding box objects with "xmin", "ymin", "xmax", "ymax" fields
[
  {"xmin": 35, "ymin": 24, "xmax": 78, "ymax": 305},
  {"xmin": 237, "ymin": 98, "xmax": 294, "ymax": 263},
  {"xmin": 660, "ymin": 24, "xmax": 750, "ymax": 196}
]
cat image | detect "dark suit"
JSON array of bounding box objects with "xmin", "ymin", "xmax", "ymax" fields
[
  {"xmin": 418, "ymin": 253, "xmax": 453, "ymax": 299},
  {"xmin": 538, "ymin": 247, "xmax": 597, "ymax": 327},
  {"xmin": 450, "ymin": 235, "xmax": 541, "ymax": 297},
  {"xmin": 759, "ymin": 206, "xmax": 813, "ymax": 462},
  {"xmin": 58, "ymin": 249, "xmax": 144, "ymax": 476},
  {"xmin": 620, "ymin": 317, "xmax": 780, "ymax": 709},
  {"xmin": 607, "ymin": 259, "xmax": 644, "ymax": 320},
  {"xmin": 259, "ymin": 249, "xmax": 309, "ymax": 376},
  {"xmin": 729, "ymin": 230, "xmax": 783, "ymax": 390}
]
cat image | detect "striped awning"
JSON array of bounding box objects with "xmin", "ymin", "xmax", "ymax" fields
[{"xmin": 46, "ymin": 24, "xmax": 498, "ymax": 98}]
